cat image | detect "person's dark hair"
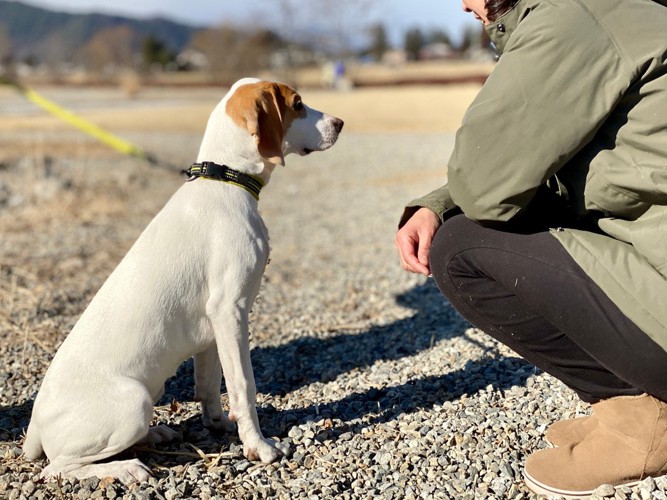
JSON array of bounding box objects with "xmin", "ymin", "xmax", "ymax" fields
[{"xmin": 485, "ymin": 0, "xmax": 519, "ymax": 21}]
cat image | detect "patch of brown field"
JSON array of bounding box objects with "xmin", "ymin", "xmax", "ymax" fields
[
  {"xmin": 298, "ymin": 84, "xmax": 480, "ymax": 133},
  {"xmin": 0, "ymin": 83, "xmax": 481, "ymax": 168},
  {"xmin": 284, "ymin": 60, "xmax": 495, "ymax": 88},
  {"xmin": 0, "ymin": 83, "xmax": 481, "ymax": 138}
]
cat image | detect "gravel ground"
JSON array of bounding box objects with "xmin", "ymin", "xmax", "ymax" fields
[{"xmin": 2, "ymin": 126, "xmax": 667, "ymax": 500}]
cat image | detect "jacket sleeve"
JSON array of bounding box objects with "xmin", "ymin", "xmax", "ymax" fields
[
  {"xmin": 447, "ymin": 2, "xmax": 632, "ymax": 224},
  {"xmin": 398, "ymin": 183, "xmax": 454, "ymax": 228}
]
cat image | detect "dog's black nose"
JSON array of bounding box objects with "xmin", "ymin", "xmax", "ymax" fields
[{"xmin": 332, "ymin": 118, "xmax": 344, "ymax": 134}]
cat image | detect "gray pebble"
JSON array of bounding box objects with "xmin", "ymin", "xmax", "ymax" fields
[{"xmin": 593, "ymin": 483, "xmax": 617, "ymax": 497}]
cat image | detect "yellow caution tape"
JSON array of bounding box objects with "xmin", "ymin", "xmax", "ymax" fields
[
  {"xmin": 2, "ymin": 76, "xmax": 175, "ymax": 170},
  {"xmin": 19, "ymin": 87, "xmax": 148, "ymax": 160}
]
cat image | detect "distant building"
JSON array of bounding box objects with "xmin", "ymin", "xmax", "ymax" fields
[
  {"xmin": 176, "ymin": 49, "xmax": 209, "ymax": 71},
  {"xmin": 382, "ymin": 49, "xmax": 408, "ymax": 67},
  {"xmin": 419, "ymin": 42, "xmax": 456, "ymax": 60}
]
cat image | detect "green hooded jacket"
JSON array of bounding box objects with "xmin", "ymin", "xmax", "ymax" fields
[{"xmin": 402, "ymin": 0, "xmax": 667, "ymax": 351}]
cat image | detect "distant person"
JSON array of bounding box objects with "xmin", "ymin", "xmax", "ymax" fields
[
  {"xmin": 322, "ymin": 61, "xmax": 336, "ymax": 89},
  {"xmin": 395, "ymin": 0, "xmax": 667, "ymax": 496},
  {"xmin": 322, "ymin": 60, "xmax": 346, "ymax": 90},
  {"xmin": 333, "ymin": 60, "xmax": 345, "ymax": 85}
]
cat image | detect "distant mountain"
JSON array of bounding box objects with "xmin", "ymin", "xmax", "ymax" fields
[{"xmin": 0, "ymin": 0, "xmax": 199, "ymax": 64}]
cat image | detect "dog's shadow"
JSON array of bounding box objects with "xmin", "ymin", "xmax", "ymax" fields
[
  {"xmin": 2, "ymin": 281, "xmax": 537, "ymax": 469},
  {"xmin": 159, "ymin": 280, "xmax": 536, "ymax": 440},
  {"xmin": 251, "ymin": 279, "xmax": 500, "ymax": 396},
  {"xmin": 0, "ymin": 400, "xmax": 33, "ymax": 443}
]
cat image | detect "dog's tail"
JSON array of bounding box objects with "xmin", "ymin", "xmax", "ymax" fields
[{"xmin": 22, "ymin": 421, "xmax": 44, "ymax": 460}]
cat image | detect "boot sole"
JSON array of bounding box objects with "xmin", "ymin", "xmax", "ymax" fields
[{"xmin": 523, "ymin": 470, "xmax": 641, "ymax": 499}]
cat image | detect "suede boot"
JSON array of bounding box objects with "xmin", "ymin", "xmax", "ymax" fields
[
  {"xmin": 524, "ymin": 394, "xmax": 667, "ymax": 498},
  {"xmin": 545, "ymin": 415, "xmax": 596, "ymax": 447}
]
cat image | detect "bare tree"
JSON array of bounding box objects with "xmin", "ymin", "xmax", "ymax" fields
[
  {"xmin": 311, "ymin": 0, "xmax": 378, "ymax": 55},
  {"xmin": 79, "ymin": 25, "xmax": 136, "ymax": 72},
  {"xmin": 0, "ymin": 25, "xmax": 11, "ymax": 64},
  {"xmin": 272, "ymin": 0, "xmax": 378, "ymax": 57},
  {"xmin": 368, "ymin": 23, "xmax": 389, "ymax": 62},
  {"xmin": 189, "ymin": 25, "xmax": 284, "ymax": 83},
  {"xmin": 404, "ymin": 27, "xmax": 425, "ymax": 61},
  {"xmin": 272, "ymin": 0, "xmax": 378, "ymax": 78}
]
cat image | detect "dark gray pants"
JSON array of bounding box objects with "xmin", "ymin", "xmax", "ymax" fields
[{"xmin": 429, "ymin": 213, "xmax": 667, "ymax": 403}]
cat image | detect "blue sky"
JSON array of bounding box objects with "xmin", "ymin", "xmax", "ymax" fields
[{"xmin": 12, "ymin": 0, "xmax": 479, "ymax": 46}]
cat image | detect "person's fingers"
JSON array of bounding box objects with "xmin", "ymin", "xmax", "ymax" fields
[
  {"xmin": 394, "ymin": 232, "xmax": 414, "ymax": 272},
  {"xmin": 395, "ymin": 231, "xmax": 430, "ymax": 275},
  {"xmin": 396, "ymin": 207, "xmax": 440, "ymax": 276},
  {"xmin": 394, "ymin": 232, "xmax": 414, "ymax": 271},
  {"xmin": 416, "ymin": 227, "xmax": 433, "ymax": 269}
]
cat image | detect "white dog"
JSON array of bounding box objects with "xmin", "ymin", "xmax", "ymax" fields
[{"xmin": 23, "ymin": 78, "xmax": 344, "ymax": 483}]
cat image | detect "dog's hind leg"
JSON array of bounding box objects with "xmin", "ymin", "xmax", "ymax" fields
[
  {"xmin": 194, "ymin": 343, "xmax": 236, "ymax": 432},
  {"xmin": 23, "ymin": 420, "xmax": 44, "ymax": 459},
  {"xmin": 38, "ymin": 377, "xmax": 155, "ymax": 484}
]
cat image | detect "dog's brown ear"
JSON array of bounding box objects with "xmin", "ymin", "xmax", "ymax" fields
[
  {"xmin": 256, "ymin": 84, "xmax": 285, "ymax": 165},
  {"xmin": 226, "ymin": 82, "xmax": 286, "ymax": 166},
  {"xmin": 254, "ymin": 84, "xmax": 286, "ymax": 166}
]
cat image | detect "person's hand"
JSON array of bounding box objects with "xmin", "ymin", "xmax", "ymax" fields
[{"xmin": 395, "ymin": 207, "xmax": 441, "ymax": 276}]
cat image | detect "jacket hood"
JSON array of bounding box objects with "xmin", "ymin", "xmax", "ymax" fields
[{"xmin": 483, "ymin": 1, "xmax": 531, "ymax": 54}]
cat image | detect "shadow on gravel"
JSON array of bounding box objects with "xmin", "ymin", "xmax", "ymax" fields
[
  {"xmin": 255, "ymin": 355, "xmax": 536, "ymax": 439},
  {"xmin": 247, "ymin": 280, "xmax": 538, "ymax": 437},
  {"xmin": 0, "ymin": 401, "xmax": 33, "ymax": 442},
  {"xmin": 141, "ymin": 351, "xmax": 536, "ymax": 468},
  {"xmin": 156, "ymin": 280, "xmax": 538, "ymax": 440},
  {"xmin": 251, "ymin": 280, "xmax": 491, "ymax": 396},
  {"xmin": 149, "ymin": 307, "xmax": 536, "ymax": 467},
  {"xmin": 159, "ymin": 280, "xmax": 476, "ymax": 404}
]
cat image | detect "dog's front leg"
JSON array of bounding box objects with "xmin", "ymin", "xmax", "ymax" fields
[
  {"xmin": 208, "ymin": 306, "xmax": 288, "ymax": 463},
  {"xmin": 194, "ymin": 344, "xmax": 235, "ymax": 432}
]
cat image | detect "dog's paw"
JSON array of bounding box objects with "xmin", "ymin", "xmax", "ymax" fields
[
  {"xmin": 42, "ymin": 458, "xmax": 151, "ymax": 485},
  {"xmin": 107, "ymin": 459, "xmax": 152, "ymax": 485},
  {"xmin": 244, "ymin": 437, "xmax": 291, "ymax": 463},
  {"xmin": 142, "ymin": 425, "xmax": 180, "ymax": 445},
  {"xmin": 202, "ymin": 413, "xmax": 236, "ymax": 433}
]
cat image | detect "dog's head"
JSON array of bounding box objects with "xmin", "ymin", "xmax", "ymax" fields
[{"xmin": 225, "ymin": 78, "xmax": 344, "ymax": 166}]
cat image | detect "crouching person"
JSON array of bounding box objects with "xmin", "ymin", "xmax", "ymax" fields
[{"xmin": 396, "ymin": 0, "xmax": 667, "ymax": 496}]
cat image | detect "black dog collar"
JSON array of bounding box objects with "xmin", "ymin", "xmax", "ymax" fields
[{"xmin": 184, "ymin": 162, "xmax": 265, "ymax": 200}]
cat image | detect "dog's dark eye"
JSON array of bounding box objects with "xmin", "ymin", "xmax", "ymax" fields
[{"xmin": 293, "ymin": 100, "xmax": 303, "ymax": 111}]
